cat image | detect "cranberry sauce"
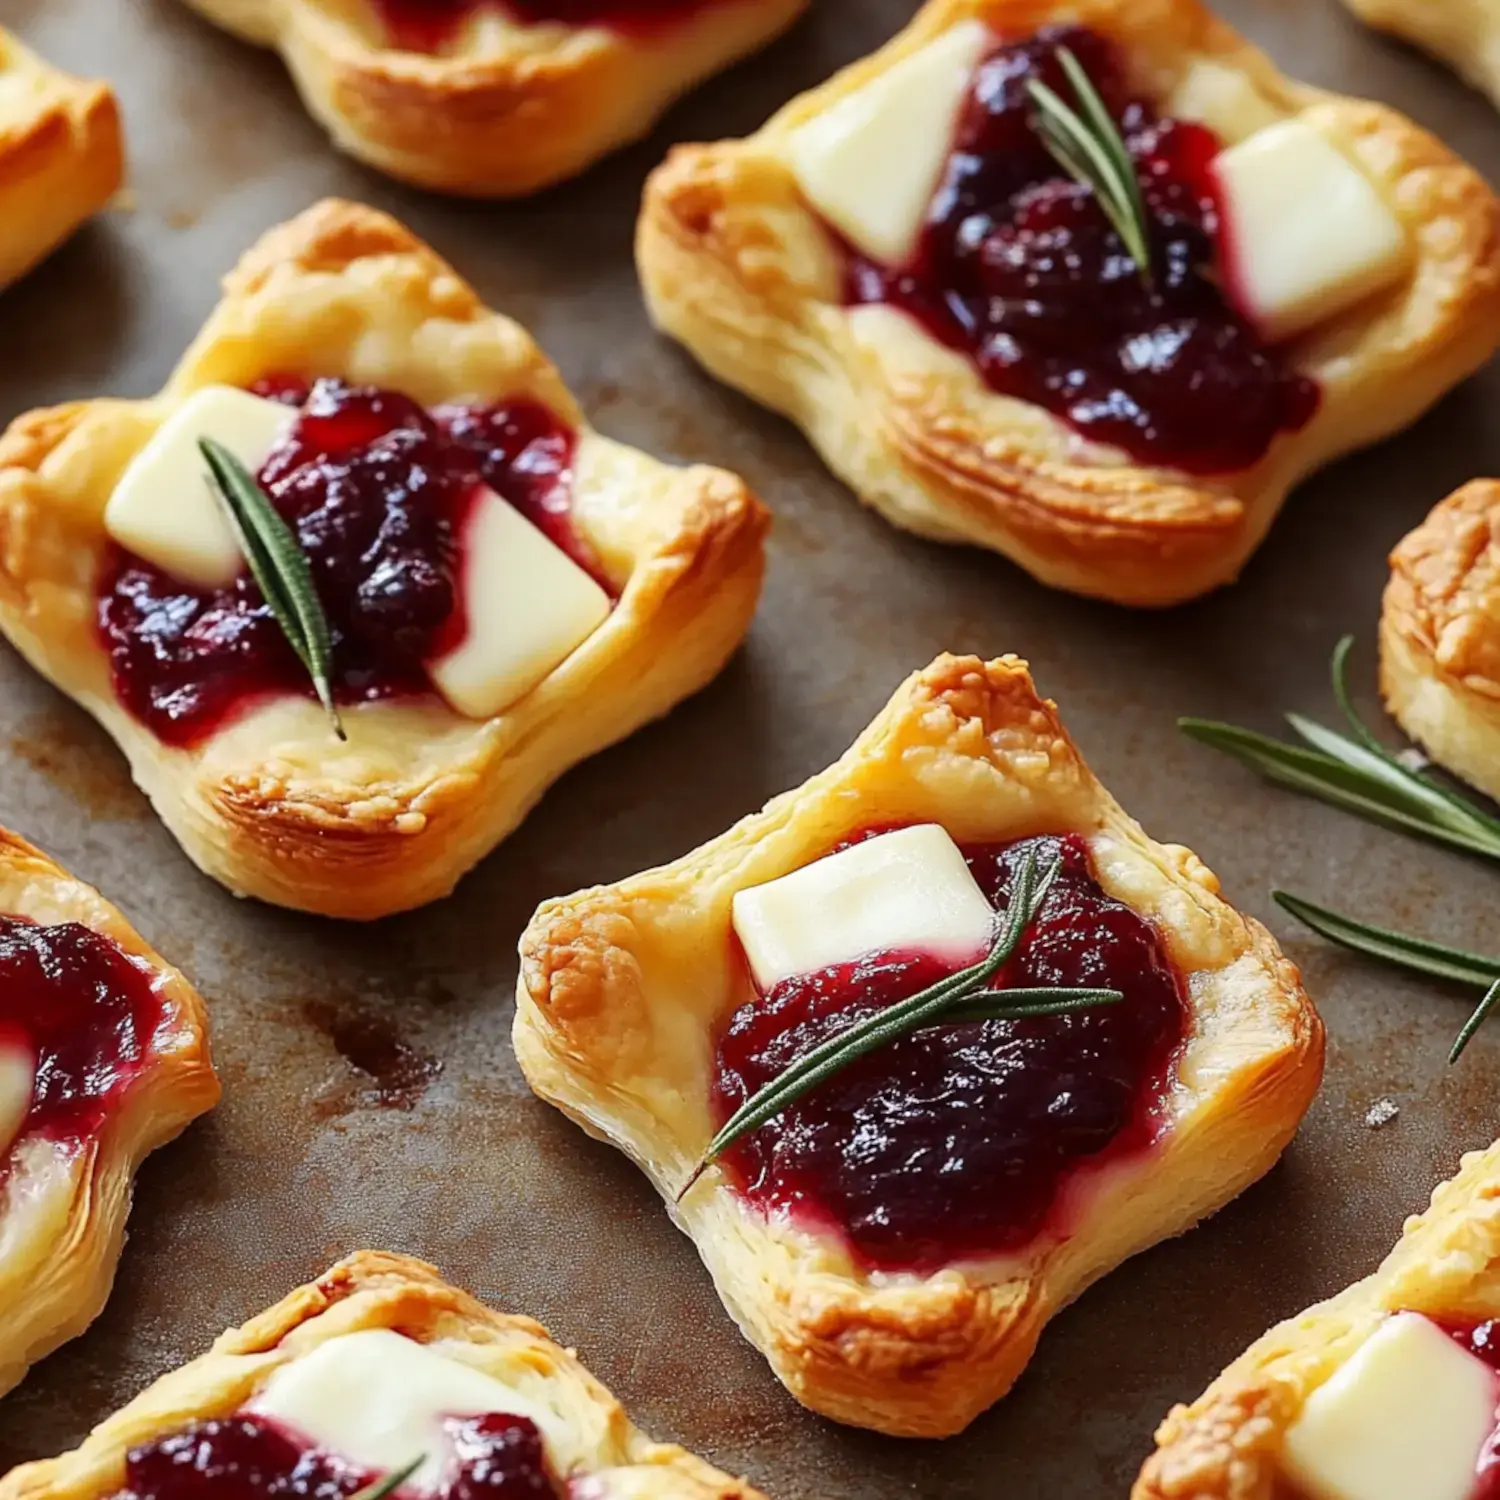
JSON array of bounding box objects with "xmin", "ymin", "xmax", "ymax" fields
[
  {"xmin": 1440, "ymin": 1319, "xmax": 1500, "ymax": 1500},
  {"xmin": 115, "ymin": 1413, "xmax": 563, "ymax": 1500},
  {"xmin": 370, "ymin": 0, "xmax": 712, "ymax": 53},
  {"xmin": 712, "ymin": 833, "xmax": 1186, "ymax": 1272},
  {"xmin": 845, "ymin": 25, "xmax": 1318, "ymax": 474},
  {"xmin": 0, "ymin": 915, "xmax": 167, "ymax": 1149},
  {"xmin": 98, "ymin": 378, "xmax": 603, "ymax": 749}
]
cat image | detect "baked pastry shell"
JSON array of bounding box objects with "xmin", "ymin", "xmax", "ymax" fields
[
  {"xmin": 176, "ymin": 0, "xmax": 807, "ymax": 196},
  {"xmin": 1135, "ymin": 1137, "xmax": 1500, "ymax": 1500},
  {"xmin": 513, "ymin": 653, "xmax": 1325, "ymax": 1437},
  {"xmin": 0, "ymin": 28, "xmax": 122, "ymax": 291},
  {"xmin": 0, "ymin": 827, "xmax": 219, "ymax": 1399},
  {"xmin": 1340, "ymin": 0, "xmax": 1500, "ymax": 112},
  {"xmin": 0, "ymin": 1249, "xmax": 765, "ymax": 1500},
  {"xmin": 0, "ymin": 198, "xmax": 770, "ymax": 921},
  {"xmin": 636, "ymin": 0, "xmax": 1500, "ymax": 607}
]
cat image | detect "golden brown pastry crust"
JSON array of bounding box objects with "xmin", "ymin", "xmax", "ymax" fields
[
  {"xmin": 1134, "ymin": 1138, "xmax": 1500, "ymax": 1500},
  {"xmin": 0, "ymin": 1250, "xmax": 765, "ymax": 1500},
  {"xmin": 0, "ymin": 827, "xmax": 219, "ymax": 1399},
  {"xmin": 0, "ymin": 199, "xmax": 769, "ymax": 921},
  {"xmin": 0, "ymin": 29, "xmax": 122, "ymax": 291},
  {"xmin": 1380, "ymin": 479, "xmax": 1500, "ymax": 802},
  {"xmin": 175, "ymin": 0, "xmax": 806, "ymax": 196},
  {"xmin": 1341, "ymin": 0, "xmax": 1500, "ymax": 110},
  {"xmin": 636, "ymin": 0, "xmax": 1500, "ymax": 607},
  {"xmin": 513, "ymin": 653, "xmax": 1325, "ymax": 1437}
]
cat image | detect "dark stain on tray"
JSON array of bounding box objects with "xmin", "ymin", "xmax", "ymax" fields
[
  {"xmin": 10, "ymin": 710, "xmax": 144, "ymax": 821},
  {"xmin": 303, "ymin": 999, "xmax": 442, "ymax": 1112}
]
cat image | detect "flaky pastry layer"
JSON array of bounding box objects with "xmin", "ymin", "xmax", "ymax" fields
[
  {"xmin": 1135, "ymin": 1137, "xmax": 1500, "ymax": 1500},
  {"xmin": 0, "ymin": 29, "xmax": 122, "ymax": 291},
  {"xmin": 636, "ymin": 0, "xmax": 1500, "ymax": 606},
  {"xmin": 513, "ymin": 653, "xmax": 1325, "ymax": 1437},
  {"xmin": 0, "ymin": 827, "xmax": 219, "ymax": 1399},
  {"xmin": 175, "ymin": 0, "xmax": 806, "ymax": 195},
  {"xmin": 0, "ymin": 1250, "xmax": 764, "ymax": 1500},
  {"xmin": 0, "ymin": 198, "xmax": 769, "ymax": 920},
  {"xmin": 1380, "ymin": 478, "xmax": 1500, "ymax": 803},
  {"xmin": 1341, "ymin": 0, "xmax": 1500, "ymax": 111}
]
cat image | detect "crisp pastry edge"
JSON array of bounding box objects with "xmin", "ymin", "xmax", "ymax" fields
[
  {"xmin": 1340, "ymin": 0, "xmax": 1500, "ymax": 110},
  {"xmin": 512, "ymin": 652, "xmax": 1325, "ymax": 1437}
]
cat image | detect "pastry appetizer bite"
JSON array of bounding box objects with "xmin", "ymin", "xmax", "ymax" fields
[
  {"xmin": 0, "ymin": 29, "xmax": 123, "ymax": 292},
  {"xmin": 637, "ymin": 0, "xmax": 1500, "ymax": 606},
  {"xmin": 1341, "ymin": 0, "xmax": 1500, "ymax": 113},
  {"xmin": 1136, "ymin": 1137, "xmax": 1500, "ymax": 1500},
  {"xmin": 514, "ymin": 654, "xmax": 1324, "ymax": 1436},
  {"xmin": 0, "ymin": 827, "xmax": 218, "ymax": 1399},
  {"xmin": 0, "ymin": 1251, "xmax": 765, "ymax": 1500},
  {"xmin": 174, "ymin": 0, "xmax": 807, "ymax": 196},
  {"xmin": 0, "ymin": 199, "xmax": 768, "ymax": 920},
  {"xmin": 1381, "ymin": 479, "xmax": 1500, "ymax": 805}
]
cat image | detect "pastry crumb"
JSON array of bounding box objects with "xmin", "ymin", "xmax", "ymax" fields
[{"xmin": 1365, "ymin": 1097, "xmax": 1401, "ymax": 1128}]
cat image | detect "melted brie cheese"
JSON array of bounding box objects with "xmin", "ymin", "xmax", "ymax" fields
[
  {"xmin": 731, "ymin": 823, "xmax": 995, "ymax": 991},
  {"xmin": 0, "ymin": 1039, "xmax": 33, "ymax": 1158},
  {"xmin": 1165, "ymin": 58, "xmax": 1281, "ymax": 144}
]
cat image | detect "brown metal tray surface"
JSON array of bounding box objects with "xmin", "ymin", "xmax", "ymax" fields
[{"xmin": 2, "ymin": 0, "xmax": 1499, "ymax": 1494}]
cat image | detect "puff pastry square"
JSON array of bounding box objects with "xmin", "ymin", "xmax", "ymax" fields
[
  {"xmin": 0, "ymin": 198, "xmax": 769, "ymax": 921},
  {"xmin": 636, "ymin": 0, "xmax": 1500, "ymax": 606},
  {"xmin": 1381, "ymin": 478, "xmax": 1500, "ymax": 804},
  {"xmin": 513, "ymin": 653, "xmax": 1325, "ymax": 1437},
  {"xmin": 176, "ymin": 0, "xmax": 807, "ymax": 196},
  {"xmin": 1341, "ymin": 0, "xmax": 1500, "ymax": 112},
  {"xmin": 1134, "ymin": 1138, "xmax": 1500, "ymax": 1500},
  {"xmin": 0, "ymin": 29, "xmax": 122, "ymax": 292},
  {"xmin": 0, "ymin": 1251, "xmax": 765, "ymax": 1500},
  {"xmin": 0, "ymin": 827, "xmax": 218, "ymax": 1399}
]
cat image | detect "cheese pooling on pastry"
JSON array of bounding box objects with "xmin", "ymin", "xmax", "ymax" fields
[
  {"xmin": 719, "ymin": 828, "xmax": 1187, "ymax": 1271},
  {"xmin": 794, "ymin": 22, "xmax": 1411, "ymax": 473},
  {"xmin": 98, "ymin": 378, "xmax": 614, "ymax": 747},
  {"xmin": 368, "ymin": 0, "xmax": 729, "ymax": 53}
]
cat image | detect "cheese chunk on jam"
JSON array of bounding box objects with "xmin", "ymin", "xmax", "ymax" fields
[
  {"xmin": 426, "ymin": 485, "xmax": 610, "ymax": 721},
  {"xmin": 0, "ymin": 1038, "xmax": 33, "ymax": 1157},
  {"xmin": 784, "ymin": 20, "xmax": 990, "ymax": 266},
  {"xmin": 1165, "ymin": 59, "xmax": 1281, "ymax": 144},
  {"xmin": 104, "ymin": 386, "xmax": 292, "ymax": 590},
  {"xmin": 247, "ymin": 1328, "xmax": 561, "ymax": 1491},
  {"xmin": 732, "ymin": 824, "xmax": 994, "ymax": 992},
  {"xmin": 1282, "ymin": 1313, "xmax": 1497, "ymax": 1500},
  {"xmin": 1215, "ymin": 119, "xmax": 1410, "ymax": 343}
]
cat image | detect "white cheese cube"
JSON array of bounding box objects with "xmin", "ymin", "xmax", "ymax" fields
[
  {"xmin": 1282, "ymin": 1312, "xmax": 1497, "ymax": 1500},
  {"xmin": 785, "ymin": 20, "xmax": 991, "ymax": 266},
  {"xmin": 0, "ymin": 1039, "xmax": 33, "ymax": 1157},
  {"xmin": 426, "ymin": 486, "xmax": 610, "ymax": 720},
  {"xmin": 732, "ymin": 824, "xmax": 995, "ymax": 992},
  {"xmin": 104, "ymin": 385, "xmax": 293, "ymax": 590},
  {"xmin": 248, "ymin": 1328, "xmax": 561, "ymax": 1492},
  {"xmin": 1215, "ymin": 118, "xmax": 1411, "ymax": 343},
  {"xmin": 1166, "ymin": 59, "xmax": 1282, "ymax": 144}
]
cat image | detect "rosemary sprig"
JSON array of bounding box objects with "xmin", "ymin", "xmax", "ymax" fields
[
  {"xmin": 1180, "ymin": 637, "xmax": 1500, "ymax": 864},
  {"xmin": 200, "ymin": 437, "xmax": 345, "ymax": 741},
  {"xmin": 1028, "ymin": 47, "xmax": 1153, "ymax": 286},
  {"xmin": 678, "ymin": 850, "xmax": 1124, "ymax": 1200},
  {"xmin": 1273, "ymin": 890, "xmax": 1500, "ymax": 1063},
  {"xmin": 349, "ymin": 1455, "xmax": 426, "ymax": 1500}
]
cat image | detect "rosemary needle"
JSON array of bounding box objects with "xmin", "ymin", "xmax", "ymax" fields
[{"xmin": 349, "ymin": 1455, "xmax": 426, "ymax": 1500}]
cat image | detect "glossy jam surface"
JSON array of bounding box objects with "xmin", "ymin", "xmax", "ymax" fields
[
  {"xmin": 713, "ymin": 833, "xmax": 1186, "ymax": 1271},
  {"xmin": 116, "ymin": 1413, "xmax": 562, "ymax": 1500},
  {"xmin": 371, "ymin": 0, "xmax": 712, "ymax": 52},
  {"xmin": 98, "ymin": 378, "xmax": 601, "ymax": 748},
  {"xmin": 845, "ymin": 25, "xmax": 1319, "ymax": 474},
  {"xmin": 0, "ymin": 915, "xmax": 166, "ymax": 1147}
]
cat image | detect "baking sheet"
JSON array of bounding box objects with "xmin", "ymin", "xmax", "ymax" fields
[{"xmin": 2, "ymin": 0, "xmax": 1499, "ymax": 1494}]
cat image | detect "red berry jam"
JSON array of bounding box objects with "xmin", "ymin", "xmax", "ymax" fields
[
  {"xmin": 1439, "ymin": 1319, "xmax": 1500, "ymax": 1500},
  {"xmin": 114, "ymin": 1413, "xmax": 563, "ymax": 1500},
  {"xmin": 0, "ymin": 915, "xmax": 167, "ymax": 1149},
  {"xmin": 370, "ymin": 0, "xmax": 712, "ymax": 53},
  {"xmin": 844, "ymin": 25, "xmax": 1319, "ymax": 474},
  {"xmin": 97, "ymin": 379, "xmax": 607, "ymax": 749},
  {"xmin": 712, "ymin": 833, "xmax": 1186, "ymax": 1272}
]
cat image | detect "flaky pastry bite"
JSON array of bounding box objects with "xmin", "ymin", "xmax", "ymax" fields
[
  {"xmin": 514, "ymin": 654, "xmax": 1324, "ymax": 1437},
  {"xmin": 0, "ymin": 826, "xmax": 218, "ymax": 1399},
  {"xmin": 637, "ymin": 0, "xmax": 1500, "ymax": 606},
  {"xmin": 1136, "ymin": 1139, "xmax": 1500, "ymax": 1500},
  {"xmin": 0, "ymin": 28, "xmax": 122, "ymax": 292},
  {"xmin": 1380, "ymin": 479, "xmax": 1500, "ymax": 804},
  {"xmin": 174, "ymin": 0, "xmax": 806, "ymax": 196},
  {"xmin": 0, "ymin": 1250, "xmax": 765, "ymax": 1500},
  {"xmin": 0, "ymin": 199, "xmax": 768, "ymax": 921},
  {"xmin": 1341, "ymin": 0, "xmax": 1500, "ymax": 113}
]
